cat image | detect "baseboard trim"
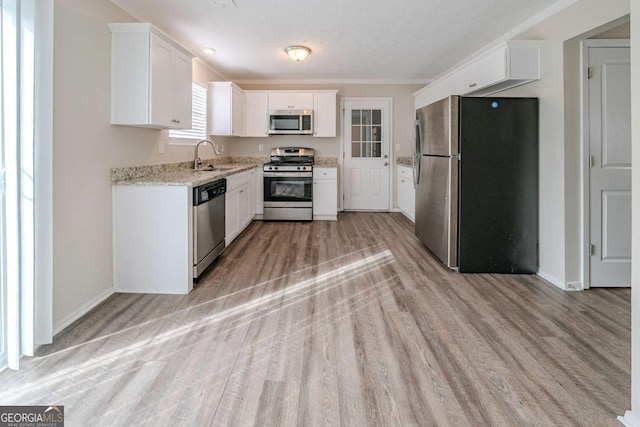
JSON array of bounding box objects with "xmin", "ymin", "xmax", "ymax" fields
[
  {"xmin": 565, "ymin": 281, "xmax": 583, "ymax": 291},
  {"xmin": 536, "ymin": 270, "xmax": 565, "ymax": 290},
  {"xmin": 313, "ymin": 214, "xmax": 337, "ymax": 221},
  {"xmin": 618, "ymin": 411, "xmax": 640, "ymax": 427},
  {"xmin": 53, "ymin": 287, "xmax": 115, "ymax": 336}
]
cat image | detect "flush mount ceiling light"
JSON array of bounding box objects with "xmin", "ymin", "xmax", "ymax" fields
[
  {"xmin": 208, "ymin": 0, "xmax": 236, "ymax": 7},
  {"xmin": 202, "ymin": 47, "xmax": 216, "ymax": 55},
  {"xmin": 285, "ymin": 45, "xmax": 311, "ymax": 62}
]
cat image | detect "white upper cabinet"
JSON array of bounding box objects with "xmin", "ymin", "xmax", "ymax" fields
[
  {"xmin": 109, "ymin": 23, "xmax": 194, "ymax": 129},
  {"xmin": 210, "ymin": 82, "xmax": 244, "ymax": 136},
  {"xmin": 414, "ymin": 78, "xmax": 452, "ymax": 110},
  {"xmin": 243, "ymin": 91, "xmax": 269, "ymax": 137},
  {"xmin": 312, "ymin": 91, "xmax": 338, "ymax": 137},
  {"xmin": 414, "ymin": 40, "xmax": 542, "ymax": 109},
  {"xmin": 268, "ymin": 92, "xmax": 314, "ymax": 110},
  {"xmin": 451, "ymin": 40, "xmax": 543, "ymax": 97}
]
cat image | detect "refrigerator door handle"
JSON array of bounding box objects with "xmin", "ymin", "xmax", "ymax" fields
[{"xmin": 412, "ymin": 154, "xmax": 420, "ymax": 188}]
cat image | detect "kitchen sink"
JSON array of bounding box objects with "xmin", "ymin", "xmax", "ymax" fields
[{"xmin": 194, "ymin": 166, "xmax": 236, "ymax": 172}]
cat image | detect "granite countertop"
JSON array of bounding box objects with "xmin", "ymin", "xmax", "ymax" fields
[
  {"xmin": 113, "ymin": 163, "xmax": 257, "ymax": 187},
  {"xmin": 111, "ymin": 155, "xmax": 340, "ymax": 187},
  {"xmin": 396, "ymin": 156, "xmax": 413, "ymax": 166}
]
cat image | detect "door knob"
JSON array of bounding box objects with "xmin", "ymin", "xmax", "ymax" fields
[
  {"xmin": 384, "ymin": 162, "xmax": 389, "ymax": 166},
  {"xmin": 384, "ymin": 154, "xmax": 388, "ymax": 159}
]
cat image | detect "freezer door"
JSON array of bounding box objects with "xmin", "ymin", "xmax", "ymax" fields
[
  {"xmin": 417, "ymin": 96, "xmax": 459, "ymax": 156},
  {"xmin": 415, "ymin": 155, "xmax": 458, "ymax": 268},
  {"xmin": 458, "ymin": 97, "xmax": 538, "ymax": 273}
]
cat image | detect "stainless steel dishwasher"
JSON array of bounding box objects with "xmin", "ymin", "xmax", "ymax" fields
[{"xmin": 193, "ymin": 178, "xmax": 226, "ymax": 279}]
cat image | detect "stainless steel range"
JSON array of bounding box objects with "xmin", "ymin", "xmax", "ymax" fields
[{"xmin": 263, "ymin": 147, "xmax": 314, "ymax": 221}]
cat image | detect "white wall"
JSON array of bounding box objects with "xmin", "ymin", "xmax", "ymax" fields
[
  {"xmin": 52, "ymin": 0, "xmax": 222, "ymax": 330},
  {"xmin": 489, "ymin": 0, "xmax": 629, "ymax": 288}
]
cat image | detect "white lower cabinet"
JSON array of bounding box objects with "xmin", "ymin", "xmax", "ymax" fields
[
  {"xmin": 113, "ymin": 185, "xmax": 193, "ymax": 294},
  {"xmin": 397, "ymin": 165, "xmax": 415, "ymax": 222},
  {"xmin": 313, "ymin": 167, "xmax": 338, "ymax": 220},
  {"xmin": 225, "ymin": 171, "xmax": 253, "ymax": 245}
]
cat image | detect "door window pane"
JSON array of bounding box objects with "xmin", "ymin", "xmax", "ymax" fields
[
  {"xmin": 362, "ymin": 110, "xmax": 372, "ymax": 125},
  {"xmin": 351, "ymin": 142, "xmax": 361, "ymax": 157},
  {"xmin": 350, "ymin": 108, "xmax": 383, "ymax": 158},
  {"xmin": 372, "ymin": 109, "xmax": 381, "ymax": 125},
  {"xmin": 351, "ymin": 110, "xmax": 361, "ymax": 125},
  {"xmin": 351, "ymin": 126, "xmax": 360, "ymax": 142}
]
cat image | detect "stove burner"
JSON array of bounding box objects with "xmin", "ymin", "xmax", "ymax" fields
[{"xmin": 264, "ymin": 147, "xmax": 315, "ymax": 172}]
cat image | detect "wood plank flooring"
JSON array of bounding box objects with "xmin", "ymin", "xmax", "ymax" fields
[{"xmin": 0, "ymin": 212, "xmax": 630, "ymax": 426}]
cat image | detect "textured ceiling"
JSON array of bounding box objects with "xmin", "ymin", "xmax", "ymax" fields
[{"xmin": 110, "ymin": 0, "xmax": 564, "ymax": 83}]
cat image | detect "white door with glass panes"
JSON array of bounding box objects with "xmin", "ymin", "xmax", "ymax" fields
[{"xmin": 342, "ymin": 98, "xmax": 391, "ymax": 210}]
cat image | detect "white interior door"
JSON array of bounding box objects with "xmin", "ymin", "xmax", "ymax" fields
[
  {"xmin": 588, "ymin": 44, "xmax": 631, "ymax": 287},
  {"xmin": 342, "ymin": 99, "xmax": 391, "ymax": 210}
]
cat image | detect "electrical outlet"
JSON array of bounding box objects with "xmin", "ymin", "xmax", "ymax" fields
[
  {"xmin": 395, "ymin": 144, "xmax": 401, "ymax": 152},
  {"xmin": 259, "ymin": 144, "xmax": 264, "ymax": 152}
]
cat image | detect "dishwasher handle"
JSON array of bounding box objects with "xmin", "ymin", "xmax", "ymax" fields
[{"xmin": 194, "ymin": 178, "xmax": 227, "ymax": 206}]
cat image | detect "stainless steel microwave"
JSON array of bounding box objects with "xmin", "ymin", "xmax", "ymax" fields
[{"xmin": 268, "ymin": 110, "xmax": 313, "ymax": 135}]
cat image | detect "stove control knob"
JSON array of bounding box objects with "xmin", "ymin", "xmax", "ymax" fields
[
  {"xmin": 302, "ymin": 166, "xmax": 306, "ymax": 170},
  {"xmin": 297, "ymin": 166, "xmax": 301, "ymax": 170},
  {"xmin": 274, "ymin": 166, "xmax": 278, "ymax": 170},
  {"xmin": 268, "ymin": 166, "xmax": 272, "ymax": 170}
]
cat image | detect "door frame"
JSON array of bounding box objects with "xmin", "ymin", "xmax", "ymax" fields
[
  {"xmin": 339, "ymin": 97, "xmax": 394, "ymax": 211},
  {"xmin": 580, "ymin": 39, "xmax": 631, "ymax": 289}
]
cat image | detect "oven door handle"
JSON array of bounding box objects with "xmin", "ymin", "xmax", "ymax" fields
[{"xmin": 263, "ymin": 172, "xmax": 313, "ymax": 178}]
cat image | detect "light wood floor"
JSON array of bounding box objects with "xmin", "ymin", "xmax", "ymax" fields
[{"xmin": 0, "ymin": 212, "xmax": 630, "ymax": 426}]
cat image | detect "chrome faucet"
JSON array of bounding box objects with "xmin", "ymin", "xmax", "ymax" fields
[{"xmin": 193, "ymin": 139, "xmax": 221, "ymax": 170}]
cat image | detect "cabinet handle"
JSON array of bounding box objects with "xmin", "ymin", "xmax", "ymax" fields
[
  {"xmin": 172, "ymin": 119, "xmax": 181, "ymax": 123},
  {"xmin": 239, "ymin": 190, "xmax": 244, "ymax": 193},
  {"xmin": 469, "ymin": 83, "xmax": 477, "ymax": 88},
  {"xmin": 401, "ymin": 179, "xmax": 405, "ymax": 183}
]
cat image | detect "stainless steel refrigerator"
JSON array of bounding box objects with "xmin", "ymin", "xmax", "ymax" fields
[{"xmin": 413, "ymin": 96, "xmax": 538, "ymax": 273}]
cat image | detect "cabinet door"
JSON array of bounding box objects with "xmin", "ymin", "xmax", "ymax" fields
[
  {"xmin": 313, "ymin": 92, "xmax": 337, "ymax": 137},
  {"xmin": 397, "ymin": 166, "xmax": 415, "ymax": 221},
  {"xmin": 268, "ymin": 93, "xmax": 293, "ymax": 110},
  {"xmin": 244, "ymin": 92, "xmax": 269, "ymax": 137},
  {"xmin": 451, "ymin": 47, "xmax": 507, "ymax": 95},
  {"xmin": 268, "ymin": 92, "xmax": 313, "ymax": 110},
  {"xmin": 225, "ymin": 189, "xmax": 239, "ymax": 244},
  {"xmin": 313, "ymin": 180, "xmax": 337, "ymax": 215},
  {"xmin": 171, "ymin": 49, "xmax": 193, "ymax": 129},
  {"xmin": 313, "ymin": 168, "xmax": 338, "ymax": 219},
  {"xmin": 210, "ymin": 82, "xmax": 243, "ymax": 136},
  {"xmin": 237, "ymin": 182, "xmax": 252, "ymax": 229},
  {"xmin": 231, "ymin": 85, "xmax": 244, "ymax": 136},
  {"xmin": 292, "ymin": 93, "xmax": 314, "ymax": 109},
  {"xmin": 149, "ymin": 34, "xmax": 173, "ymax": 127}
]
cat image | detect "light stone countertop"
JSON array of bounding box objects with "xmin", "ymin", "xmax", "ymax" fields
[
  {"xmin": 113, "ymin": 163, "xmax": 257, "ymax": 187},
  {"xmin": 396, "ymin": 156, "xmax": 413, "ymax": 166},
  {"xmin": 111, "ymin": 156, "xmax": 339, "ymax": 187}
]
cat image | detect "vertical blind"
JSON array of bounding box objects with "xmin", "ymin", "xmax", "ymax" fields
[{"xmin": 168, "ymin": 82, "xmax": 207, "ymax": 141}]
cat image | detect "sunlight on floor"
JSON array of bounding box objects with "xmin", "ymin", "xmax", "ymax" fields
[{"xmin": 0, "ymin": 248, "xmax": 397, "ymax": 407}]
